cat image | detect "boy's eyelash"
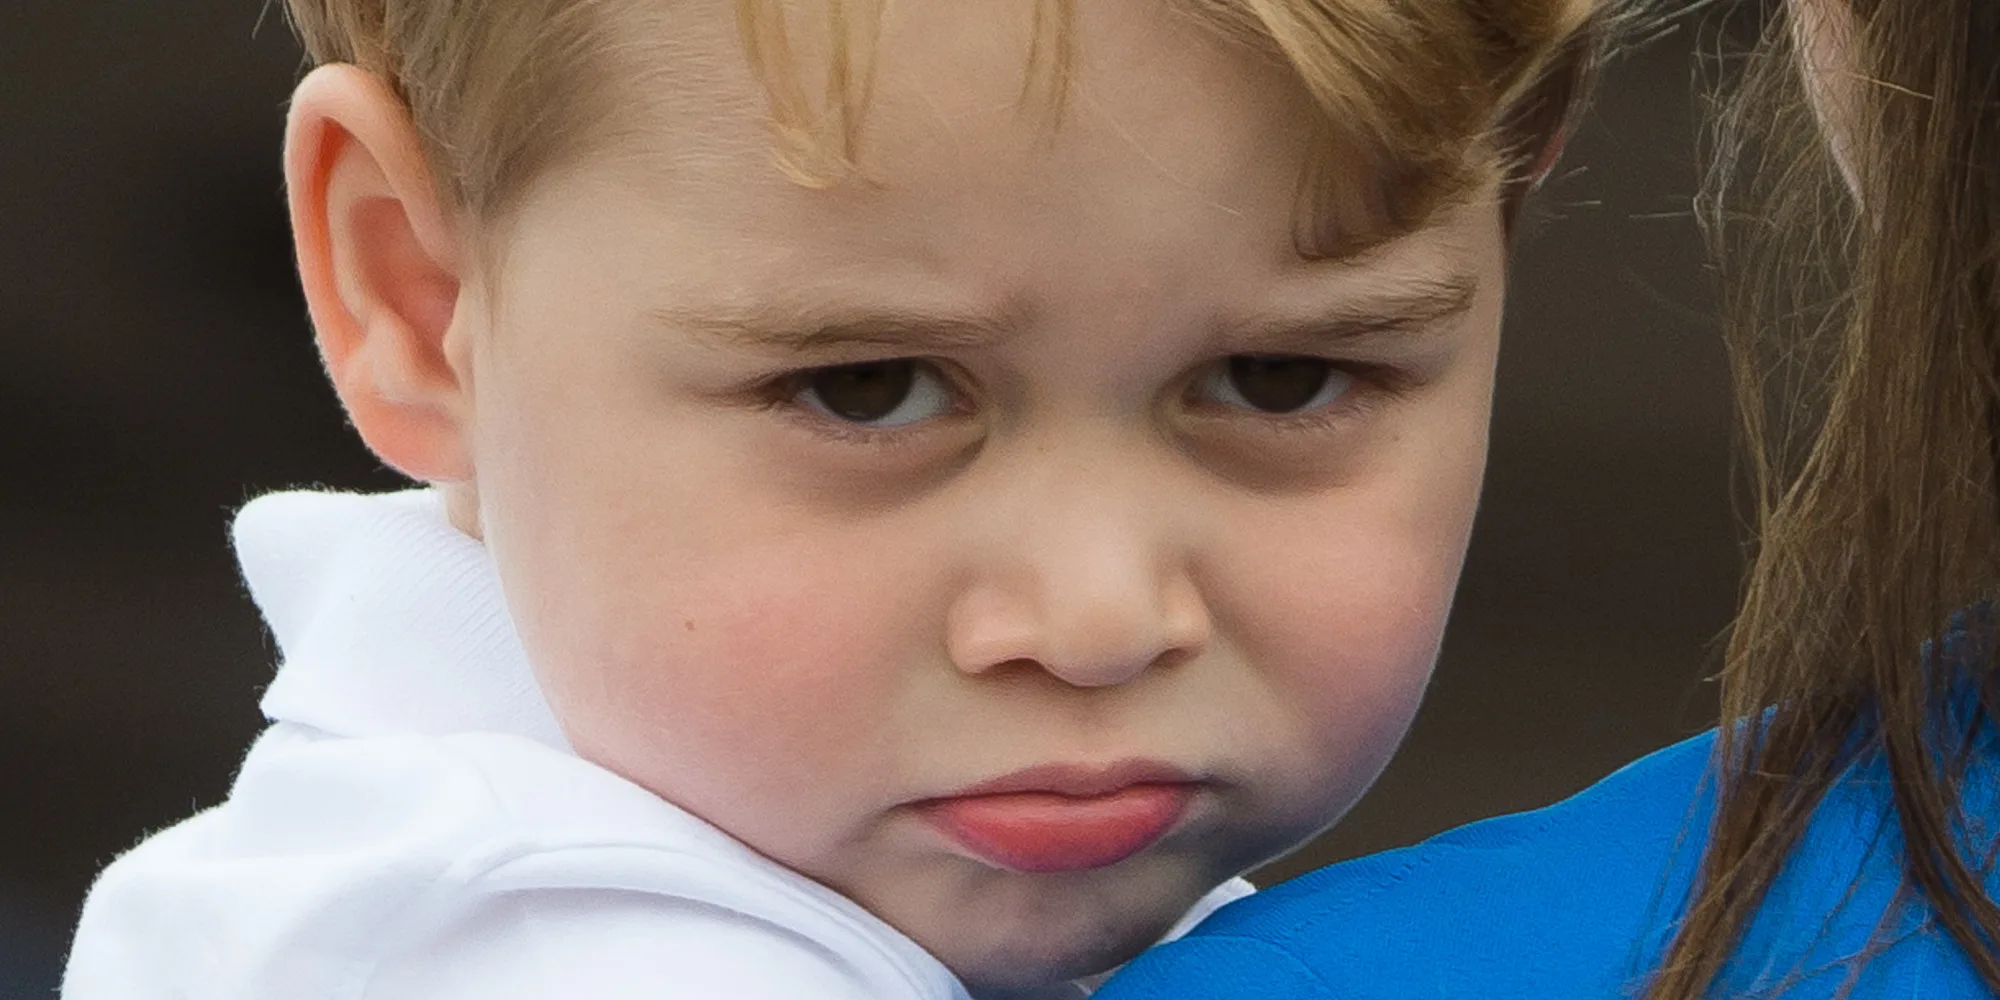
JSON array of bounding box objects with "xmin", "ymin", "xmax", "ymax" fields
[
  {"xmin": 755, "ymin": 355, "xmax": 1414, "ymax": 444},
  {"xmin": 755, "ymin": 363, "xmax": 972, "ymax": 449},
  {"xmin": 1186, "ymin": 360, "xmax": 1407, "ymax": 433}
]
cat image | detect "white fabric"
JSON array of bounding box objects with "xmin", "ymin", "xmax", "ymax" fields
[{"xmin": 64, "ymin": 489, "xmax": 1253, "ymax": 1000}]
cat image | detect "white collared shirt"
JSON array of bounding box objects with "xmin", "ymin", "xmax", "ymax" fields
[{"xmin": 63, "ymin": 490, "xmax": 1252, "ymax": 1000}]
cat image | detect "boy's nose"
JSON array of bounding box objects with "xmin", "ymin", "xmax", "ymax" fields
[{"xmin": 945, "ymin": 532, "xmax": 1212, "ymax": 689}]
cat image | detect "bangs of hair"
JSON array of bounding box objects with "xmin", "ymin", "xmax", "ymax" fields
[
  {"xmin": 288, "ymin": 0, "xmax": 1611, "ymax": 253},
  {"xmin": 732, "ymin": 0, "xmax": 1608, "ymax": 255}
]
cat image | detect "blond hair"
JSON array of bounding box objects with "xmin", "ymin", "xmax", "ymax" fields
[{"xmin": 283, "ymin": 0, "xmax": 1611, "ymax": 250}]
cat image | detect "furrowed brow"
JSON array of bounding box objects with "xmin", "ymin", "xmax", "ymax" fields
[
  {"xmin": 1235, "ymin": 271, "xmax": 1481, "ymax": 348},
  {"xmin": 653, "ymin": 300, "xmax": 1021, "ymax": 354}
]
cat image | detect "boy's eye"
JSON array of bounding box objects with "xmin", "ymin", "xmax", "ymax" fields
[
  {"xmin": 797, "ymin": 360, "xmax": 955, "ymax": 427},
  {"xmin": 1199, "ymin": 355, "xmax": 1353, "ymax": 414}
]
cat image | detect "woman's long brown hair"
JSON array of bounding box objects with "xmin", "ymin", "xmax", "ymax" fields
[{"xmin": 1652, "ymin": 0, "xmax": 2000, "ymax": 995}]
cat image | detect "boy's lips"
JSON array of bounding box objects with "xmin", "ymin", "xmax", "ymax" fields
[{"xmin": 918, "ymin": 761, "xmax": 1199, "ymax": 873}]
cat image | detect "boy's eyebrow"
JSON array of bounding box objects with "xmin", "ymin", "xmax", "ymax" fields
[
  {"xmin": 1229, "ymin": 271, "xmax": 1481, "ymax": 347},
  {"xmin": 652, "ymin": 271, "xmax": 1478, "ymax": 354},
  {"xmin": 653, "ymin": 301, "xmax": 1024, "ymax": 354}
]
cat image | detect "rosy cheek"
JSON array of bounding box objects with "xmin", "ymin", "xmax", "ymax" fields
[
  {"xmin": 555, "ymin": 541, "xmax": 919, "ymax": 841},
  {"xmin": 1213, "ymin": 502, "xmax": 1462, "ymax": 795},
  {"xmin": 1265, "ymin": 581, "xmax": 1440, "ymax": 736},
  {"xmin": 1291, "ymin": 599, "xmax": 1442, "ymax": 749}
]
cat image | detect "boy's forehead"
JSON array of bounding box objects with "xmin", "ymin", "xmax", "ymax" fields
[
  {"xmin": 600, "ymin": 1, "xmax": 1350, "ymax": 223},
  {"xmin": 490, "ymin": 2, "xmax": 1506, "ymax": 376}
]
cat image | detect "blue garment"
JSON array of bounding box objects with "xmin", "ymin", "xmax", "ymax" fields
[{"xmin": 1100, "ymin": 726, "xmax": 2000, "ymax": 998}]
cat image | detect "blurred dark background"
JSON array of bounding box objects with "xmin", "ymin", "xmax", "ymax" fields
[{"xmin": 2, "ymin": 3, "xmax": 1739, "ymax": 996}]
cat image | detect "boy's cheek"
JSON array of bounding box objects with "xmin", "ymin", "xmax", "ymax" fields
[
  {"xmin": 473, "ymin": 396, "xmax": 923, "ymax": 820},
  {"xmin": 1219, "ymin": 598, "xmax": 1445, "ymax": 852},
  {"xmin": 1209, "ymin": 477, "xmax": 1477, "ymax": 802},
  {"xmin": 1247, "ymin": 562, "xmax": 1448, "ymax": 771},
  {"xmin": 535, "ymin": 533, "xmax": 936, "ymax": 840}
]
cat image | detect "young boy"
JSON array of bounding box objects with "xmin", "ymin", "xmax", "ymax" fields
[{"xmin": 64, "ymin": 0, "xmax": 1603, "ymax": 996}]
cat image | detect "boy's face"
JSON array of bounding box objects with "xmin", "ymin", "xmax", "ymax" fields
[{"xmin": 453, "ymin": 0, "xmax": 1504, "ymax": 989}]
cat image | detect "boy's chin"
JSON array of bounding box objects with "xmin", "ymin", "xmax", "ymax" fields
[
  {"xmin": 908, "ymin": 869, "xmax": 1205, "ymax": 996},
  {"xmin": 941, "ymin": 924, "xmax": 1161, "ymax": 998}
]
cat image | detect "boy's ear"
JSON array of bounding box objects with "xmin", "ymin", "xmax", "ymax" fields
[{"xmin": 284, "ymin": 64, "xmax": 474, "ymax": 484}]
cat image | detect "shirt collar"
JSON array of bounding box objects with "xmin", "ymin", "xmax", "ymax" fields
[{"xmin": 236, "ymin": 488, "xmax": 571, "ymax": 750}]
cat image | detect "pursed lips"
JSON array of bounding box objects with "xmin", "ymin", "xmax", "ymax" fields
[{"xmin": 915, "ymin": 760, "xmax": 1202, "ymax": 873}]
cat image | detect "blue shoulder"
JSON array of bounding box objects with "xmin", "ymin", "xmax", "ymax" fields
[
  {"xmin": 1107, "ymin": 718, "xmax": 2000, "ymax": 999},
  {"xmin": 1715, "ymin": 718, "xmax": 2000, "ymax": 998},
  {"xmin": 1101, "ymin": 732, "xmax": 1719, "ymax": 999}
]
